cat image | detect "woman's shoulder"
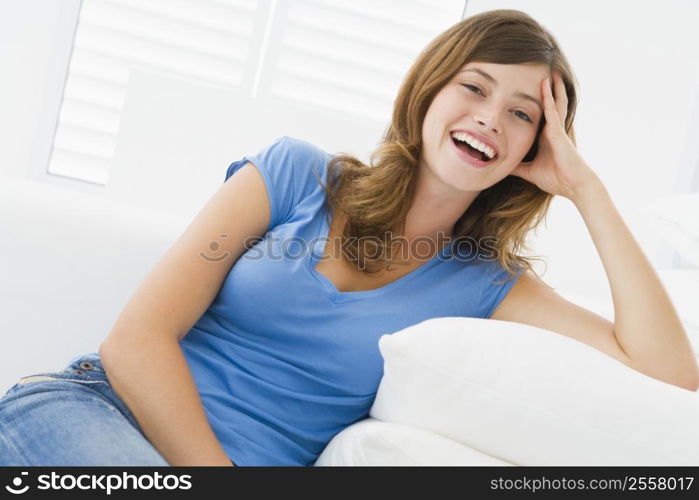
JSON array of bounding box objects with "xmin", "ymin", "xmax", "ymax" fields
[{"xmin": 271, "ymin": 136, "xmax": 334, "ymax": 164}]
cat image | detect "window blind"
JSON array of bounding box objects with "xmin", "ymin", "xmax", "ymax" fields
[
  {"xmin": 266, "ymin": 0, "xmax": 464, "ymax": 121},
  {"xmin": 49, "ymin": 0, "xmax": 258, "ymax": 184},
  {"xmin": 48, "ymin": 0, "xmax": 464, "ymax": 184}
]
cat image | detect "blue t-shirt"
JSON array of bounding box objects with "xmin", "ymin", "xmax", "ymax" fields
[{"xmin": 179, "ymin": 136, "xmax": 522, "ymax": 466}]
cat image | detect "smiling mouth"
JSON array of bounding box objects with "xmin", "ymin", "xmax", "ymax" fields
[{"xmin": 451, "ymin": 136, "xmax": 498, "ymax": 163}]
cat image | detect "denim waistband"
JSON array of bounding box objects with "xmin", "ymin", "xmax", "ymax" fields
[{"xmin": 62, "ymin": 352, "xmax": 145, "ymax": 436}]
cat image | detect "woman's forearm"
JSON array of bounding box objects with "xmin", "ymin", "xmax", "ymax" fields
[
  {"xmin": 571, "ymin": 179, "xmax": 699, "ymax": 390},
  {"xmin": 99, "ymin": 334, "xmax": 234, "ymax": 466}
]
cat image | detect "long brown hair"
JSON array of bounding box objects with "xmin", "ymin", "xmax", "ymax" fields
[{"xmin": 317, "ymin": 9, "xmax": 579, "ymax": 282}]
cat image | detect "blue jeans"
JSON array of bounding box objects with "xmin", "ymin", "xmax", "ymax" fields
[{"xmin": 0, "ymin": 352, "xmax": 170, "ymax": 466}]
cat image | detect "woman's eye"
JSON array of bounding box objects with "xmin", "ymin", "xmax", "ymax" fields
[
  {"xmin": 462, "ymin": 84, "xmax": 532, "ymax": 123},
  {"xmin": 462, "ymin": 84, "xmax": 483, "ymax": 95},
  {"xmin": 514, "ymin": 110, "xmax": 532, "ymax": 123}
]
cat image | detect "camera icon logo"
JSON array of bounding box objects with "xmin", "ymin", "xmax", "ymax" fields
[
  {"xmin": 5, "ymin": 471, "xmax": 29, "ymax": 494},
  {"xmin": 199, "ymin": 234, "xmax": 230, "ymax": 262}
]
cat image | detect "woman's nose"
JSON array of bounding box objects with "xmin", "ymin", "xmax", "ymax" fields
[{"xmin": 474, "ymin": 115, "xmax": 500, "ymax": 134}]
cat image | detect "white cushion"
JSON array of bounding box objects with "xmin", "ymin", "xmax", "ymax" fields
[
  {"xmin": 656, "ymin": 269, "xmax": 699, "ymax": 330},
  {"xmin": 370, "ymin": 317, "xmax": 699, "ymax": 466},
  {"xmin": 642, "ymin": 193, "xmax": 699, "ymax": 267},
  {"xmin": 315, "ymin": 418, "xmax": 512, "ymax": 466},
  {"xmin": 0, "ymin": 176, "xmax": 190, "ymax": 393},
  {"xmin": 557, "ymin": 281, "xmax": 699, "ymax": 356}
]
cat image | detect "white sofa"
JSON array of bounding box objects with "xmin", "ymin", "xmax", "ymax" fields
[
  {"xmin": 2, "ymin": 175, "xmax": 698, "ymax": 466},
  {"xmin": 0, "ymin": 175, "xmax": 190, "ymax": 394}
]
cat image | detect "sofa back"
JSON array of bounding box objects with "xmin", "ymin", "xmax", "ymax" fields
[{"xmin": 0, "ymin": 175, "xmax": 189, "ymax": 393}]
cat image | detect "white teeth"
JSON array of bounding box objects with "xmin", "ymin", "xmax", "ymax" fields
[{"xmin": 451, "ymin": 132, "xmax": 496, "ymax": 160}]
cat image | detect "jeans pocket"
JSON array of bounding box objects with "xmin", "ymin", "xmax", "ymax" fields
[
  {"xmin": 13, "ymin": 353, "xmax": 108, "ymax": 389},
  {"xmin": 65, "ymin": 353, "xmax": 145, "ymax": 436},
  {"xmin": 5, "ymin": 353, "xmax": 145, "ymax": 435}
]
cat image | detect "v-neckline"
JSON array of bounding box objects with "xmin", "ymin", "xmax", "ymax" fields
[{"xmin": 307, "ymin": 204, "xmax": 454, "ymax": 303}]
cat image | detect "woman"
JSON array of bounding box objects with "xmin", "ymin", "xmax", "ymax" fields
[{"xmin": 1, "ymin": 9, "xmax": 696, "ymax": 467}]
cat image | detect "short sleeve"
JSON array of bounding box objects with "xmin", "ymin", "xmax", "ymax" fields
[
  {"xmin": 224, "ymin": 136, "xmax": 330, "ymax": 232},
  {"xmin": 478, "ymin": 261, "xmax": 524, "ymax": 318}
]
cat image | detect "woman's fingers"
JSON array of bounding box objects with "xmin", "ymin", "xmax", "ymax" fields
[
  {"xmin": 542, "ymin": 77, "xmax": 559, "ymax": 131},
  {"xmin": 553, "ymin": 71, "xmax": 568, "ymax": 124},
  {"xmin": 542, "ymin": 73, "xmax": 566, "ymax": 131}
]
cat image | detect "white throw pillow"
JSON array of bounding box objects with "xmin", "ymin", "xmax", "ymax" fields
[
  {"xmin": 656, "ymin": 269, "xmax": 699, "ymax": 330},
  {"xmin": 556, "ymin": 282, "xmax": 699, "ymax": 356},
  {"xmin": 657, "ymin": 269, "xmax": 699, "ymax": 354},
  {"xmin": 642, "ymin": 193, "xmax": 699, "ymax": 267},
  {"xmin": 370, "ymin": 317, "xmax": 699, "ymax": 466}
]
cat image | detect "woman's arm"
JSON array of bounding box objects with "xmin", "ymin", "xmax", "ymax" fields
[
  {"xmin": 570, "ymin": 177, "xmax": 699, "ymax": 389},
  {"xmin": 100, "ymin": 335, "xmax": 234, "ymax": 466},
  {"xmin": 99, "ymin": 161, "xmax": 273, "ymax": 465},
  {"xmin": 494, "ymin": 178, "xmax": 698, "ymax": 391},
  {"xmin": 499, "ymin": 72, "xmax": 699, "ymax": 391}
]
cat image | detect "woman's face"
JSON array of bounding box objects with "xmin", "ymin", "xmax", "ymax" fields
[{"xmin": 419, "ymin": 61, "xmax": 551, "ymax": 193}]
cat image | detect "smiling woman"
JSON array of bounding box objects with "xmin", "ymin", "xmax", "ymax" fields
[
  {"xmin": 319, "ymin": 10, "xmax": 579, "ymax": 280},
  {"xmin": 2, "ymin": 8, "xmax": 696, "ymax": 469}
]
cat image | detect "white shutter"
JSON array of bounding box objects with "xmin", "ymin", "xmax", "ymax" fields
[
  {"xmin": 49, "ymin": 0, "xmax": 259, "ymax": 184},
  {"xmin": 264, "ymin": 0, "xmax": 464, "ymax": 121},
  {"xmin": 48, "ymin": 0, "xmax": 464, "ymax": 184}
]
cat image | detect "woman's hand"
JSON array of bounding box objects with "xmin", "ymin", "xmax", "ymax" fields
[{"xmin": 510, "ymin": 71, "xmax": 601, "ymax": 201}]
